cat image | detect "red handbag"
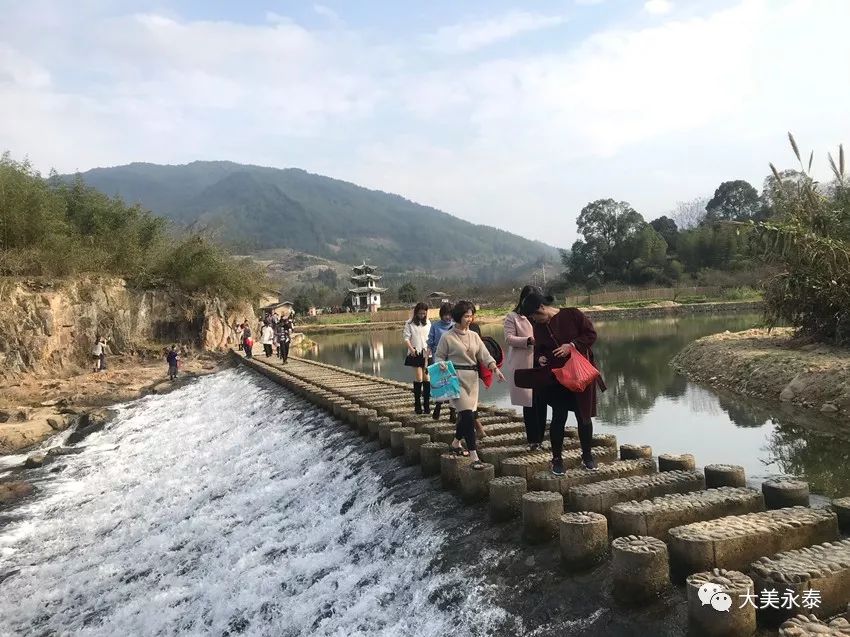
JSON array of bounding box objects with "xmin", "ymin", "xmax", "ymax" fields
[{"xmin": 552, "ymin": 349, "xmax": 600, "ymax": 393}]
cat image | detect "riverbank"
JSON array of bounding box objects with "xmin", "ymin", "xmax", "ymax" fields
[
  {"xmin": 300, "ymin": 300, "xmax": 763, "ymax": 334},
  {"xmin": 0, "ymin": 352, "xmax": 227, "ymax": 454},
  {"xmin": 672, "ymin": 328, "xmax": 850, "ymax": 419}
]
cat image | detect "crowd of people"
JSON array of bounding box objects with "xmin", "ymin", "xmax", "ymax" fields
[
  {"xmin": 234, "ymin": 311, "xmax": 295, "ymax": 362},
  {"xmin": 402, "ymin": 287, "xmax": 604, "ymax": 477}
]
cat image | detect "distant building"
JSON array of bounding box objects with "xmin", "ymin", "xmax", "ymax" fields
[
  {"xmin": 347, "ymin": 261, "xmax": 387, "ymax": 312},
  {"xmin": 261, "ymin": 301, "xmax": 294, "ymax": 318},
  {"xmin": 428, "ymin": 291, "xmax": 450, "ymax": 305}
]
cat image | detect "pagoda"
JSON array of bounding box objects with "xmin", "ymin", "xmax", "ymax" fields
[{"xmin": 347, "ymin": 261, "xmax": 388, "ymax": 312}]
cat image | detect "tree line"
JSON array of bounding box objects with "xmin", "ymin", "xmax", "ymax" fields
[
  {"xmin": 560, "ymin": 171, "xmax": 808, "ymax": 290},
  {"xmin": 0, "ymin": 153, "xmax": 265, "ymax": 302}
]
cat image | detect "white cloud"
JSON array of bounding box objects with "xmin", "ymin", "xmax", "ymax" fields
[
  {"xmin": 644, "ymin": 0, "xmax": 674, "ymax": 15},
  {"xmin": 1, "ymin": 0, "xmax": 849, "ymax": 246},
  {"xmin": 425, "ymin": 11, "xmax": 566, "ymax": 54}
]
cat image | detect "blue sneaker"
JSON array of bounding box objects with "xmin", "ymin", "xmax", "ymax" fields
[
  {"xmin": 582, "ymin": 456, "xmax": 598, "ymax": 471},
  {"xmin": 551, "ymin": 458, "xmax": 566, "ymax": 476}
]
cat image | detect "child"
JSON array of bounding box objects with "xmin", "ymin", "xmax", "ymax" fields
[{"xmin": 166, "ymin": 345, "xmax": 179, "ymax": 381}]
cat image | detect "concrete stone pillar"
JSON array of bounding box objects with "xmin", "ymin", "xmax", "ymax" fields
[
  {"xmin": 611, "ymin": 535, "xmax": 670, "ymax": 603},
  {"xmin": 686, "ymin": 569, "xmax": 756, "ymax": 637},
  {"xmin": 522, "ymin": 491, "xmax": 564, "ymax": 543},
  {"xmin": 559, "ymin": 511, "xmax": 608, "ymax": 569},
  {"xmin": 378, "ymin": 421, "xmax": 401, "ymax": 448},
  {"xmin": 705, "ymin": 464, "xmax": 746, "ymax": 489},
  {"xmin": 831, "ymin": 497, "xmax": 850, "ymax": 534},
  {"xmin": 403, "ymin": 433, "xmax": 431, "ymax": 465},
  {"xmin": 459, "ymin": 463, "xmax": 496, "ymax": 503},
  {"xmin": 441, "ymin": 453, "xmax": 472, "ymax": 490},
  {"xmin": 620, "ymin": 444, "xmax": 653, "ymax": 460},
  {"xmin": 762, "ymin": 477, "xmax": 810, "ymax": 509},
  {"xmin": 368, "ymin": 416, "xmax": 390, "ymax": 440},
  {"xmin": 489, "ymin": 476, "xmax": 527, "ymax": 522},
  {"xmin": 420, "ymin": 442, "xmax": 449, "ymax": 477},
  {"xmin": 659, "ymin": 453, "xmax": 696, "ymax": 472},
  {"xmin": 390, "ymin": 427, "xmax": 415, "ymax": 456},
  {"xmin": 592, "ymin": 433, "xmax": 618, "ymax": 449},
  {"xmin": 358, "ymin": 409, "xmax": 378, "ymax": 436},
  {"xmin": 779, "ymin": 615, "xmax": 850, "ymax": 636}
]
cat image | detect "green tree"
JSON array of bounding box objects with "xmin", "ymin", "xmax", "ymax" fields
[
  {"xmin": 705, "ymin": 180, "xmax": 761, "ymax": 221},
  {"xmin": 649, "ymin": 216, "xmax": 678, "ymax": 251},
  {"xmin": 397, "ymin": 281, "xmax": 417, "ymax": 303},
  {"xmin": 573, "ymin": 198, "xmax": 645, "ymax": 281}
]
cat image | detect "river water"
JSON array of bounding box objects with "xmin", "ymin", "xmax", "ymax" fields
[
  {"xmin": 1, "ymin": 314, "xmax": 848, "ymax": 636},
  {"xmin": 304, "ymin": 314, "xmax": 850, "ymax": 497}
]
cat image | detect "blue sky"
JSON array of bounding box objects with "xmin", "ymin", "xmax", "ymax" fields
[{"xmin": 1, "ymin": 0, "xmax": 849, "ymax": 247}]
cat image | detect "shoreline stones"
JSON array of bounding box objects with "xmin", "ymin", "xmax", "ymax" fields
[
  {"xmin": 686, "ymin": 569, "xmax": 756, "ymax": 637},
  {"xmin": 522, "ymin": 491, "xmax": 564, "ymax": 543},
  {"xmin": 559, "ymin": 511, "xmax": 608, "ymax": 568},
  {"xmin": 659, "ymin": 453, "xmax": 696, "ymax": 472},
  {"xmin": 611, "ymin": 535, "xmax": 670, "ymax": 603},
  {"xmin": 762, "ymin": 477, "xmax": 810, "ymax": 509},
  {"xmin": 704, "ymin": 464, "xmax": 746, "ymax": 488},
  {"xmin": 489, "ymin": 476, "xmax": 527, "ymax": 521}
]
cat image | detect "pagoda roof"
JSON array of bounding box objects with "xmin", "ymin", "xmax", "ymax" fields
[
  {"xmin": 352, "ymin": 261, "xmax": 378, "ymax": 274},
  {"xmin": 350, "ymin": 274, "xmax": 383, "ymax": 282},
  {"xmin": 348, "ymin": 286, "xmax": 387, "ymax": 294}
]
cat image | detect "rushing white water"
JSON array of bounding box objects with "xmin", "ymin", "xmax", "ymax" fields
[{"xmin": 0, "ymin": 369, "xmax": 513, "ymax": 636}]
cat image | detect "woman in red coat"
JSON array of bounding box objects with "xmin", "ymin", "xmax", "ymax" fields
[{"xmin": 520, "ymin": 292, "xmax": 605, "ymax": 475}]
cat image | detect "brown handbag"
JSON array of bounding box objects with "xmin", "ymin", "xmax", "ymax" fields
[{"xmin": 513, "ymin": 366, "xmax": 556, "ymax": 390}]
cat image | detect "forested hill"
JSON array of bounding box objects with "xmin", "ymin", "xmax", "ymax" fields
[{"xmin": 70, "ymin": 161, "xmax": 558, "ymax": 275}]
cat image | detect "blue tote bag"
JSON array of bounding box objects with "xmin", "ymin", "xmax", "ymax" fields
[{"xmin": 427, "ymin": 361, "xmax": 461, "ymax": 401}]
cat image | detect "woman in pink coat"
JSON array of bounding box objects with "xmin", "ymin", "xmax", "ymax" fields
[{"xmin": 504, "ymin": 285, "xmax": 546, "ymax": 450}]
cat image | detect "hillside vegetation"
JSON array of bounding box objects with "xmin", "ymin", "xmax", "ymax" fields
[
  {"xmin": 0, "ymin": 154, "xmax": 264, "ymax": 302},
  {"xmin": 70, "ymin": 161, "xmax": 558, "ymax": 276}
]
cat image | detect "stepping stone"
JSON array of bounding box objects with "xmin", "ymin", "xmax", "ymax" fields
[
  {"xmin": 831, "ymin": 497, "xmax": 850, "ymax": 533},
  {"xmin": 763, "ymin": 477, "xmax": 810, "ymax": 509},
  {"xmin": 560, "ymin": 511, "xmax": 608, "ymax": 569},
  {"xmin": 477, "ymin": 446, "xmax": 542, "ymax": 472},
  {"xmin": 403, "ymin": 433, "xmax": 431, "ymax": 465},
  {"xmin": 751, "ymin": 538, "xmax": 850, "ymax": 626},
  {"xmin": 478, "ymin": 433, "xmax": 577, "ymax": 451},
  {"xmin": 522, "ymin": 491, "xmax": 564, "ymax": 543},
  {"xmin": 686, "ymin": 569, "xmax": 756, "ymax": 637},
  {"xmin": 459, "ymin": 463, "xmax": 495, "ymax": 503},
  {"xmin": 779, "ymin": 615, "xmax": 850, "ymax": 636},
  {"xmin": 620, "ymin": 444, "xmax": 653, "ymax": 460},
  {"xmin": 529, "ymin": 458, "xmax": 658, "ymax": 495},
  {"xmin": 568, "ymin": 470, "xmax": 705, "ymax": 516},
  {"xmin": 704, "ymin": 464, "xmax": 746, "ymax": 488},
  {"xmin": 503, "ymin": 447, "xmax": 618, "ymax": 481},
  {"xmin": 610, "ymin": 487, "xmax": 764, "ymax": 539},
  {"xmin": 489, "ymin": 476, "xmax": 527, "ymax": 522},
  {"xmin": 659, "ymin": 453, "xmax": 696, "ymax": 472},
  {"xmin": 612, "ymin": 535, "xmax": 670, "ymax": 603},
  {"xmin": 420, "ymin": 442, "xmax": 449, "ymax": 477},
  {"xmin": 667, "ymin": 507, "xmax": 838, "ymax": 576}
]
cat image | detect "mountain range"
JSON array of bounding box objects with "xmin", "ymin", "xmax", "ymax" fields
[{"xmin": 70, "ymin": 161, "xmax": 559, "ymax": 279}]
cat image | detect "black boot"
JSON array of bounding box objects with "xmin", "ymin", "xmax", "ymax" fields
[
  {"xmin": 448, "ymin": 407, "xmax": 456, "ymax": 423},
  {"xmin": 413, "ymin": 381, "xmax": 422, "ymax": 415},
  {"xmin": 432, "ymin": 402, "xmax": 442, "ymax": 421},
  {"xmin": 423, "ymin": 381, "xmax": 431, "ymax": 414}
]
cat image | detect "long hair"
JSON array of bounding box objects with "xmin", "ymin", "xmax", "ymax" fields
[
  {"xmin": 514, "ymin": 285, "xmax": 542, "ymax": 313},
  {"xmin": 411, "ymin": 302, "xmax": 429, "ymax": 325}
]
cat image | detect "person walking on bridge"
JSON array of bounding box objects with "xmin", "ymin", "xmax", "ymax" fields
[
  {"xmin": 277, "ymin": 315, "xmax": 294, "ymax": 363},
  {"xmin": 435, "ymin": 301, "xmax": 505, "ymax": 470},
  {"xmin": 403, "ymin": 302, "xmax": 431, "ymax": 414},
  {"xmin": 427, "ymin": 302, "xmax": 455, "ymax": 422},
  {"xmin": 520, "ymin": 292, "xmax": 605, "ymax": 475},
  {"xmin": 260, "ymin": 322, "xmax": 275, "ymax": 358},
  {"xmin": 505, "ymin": 285, "xmax": 546, "ymax": 451}
]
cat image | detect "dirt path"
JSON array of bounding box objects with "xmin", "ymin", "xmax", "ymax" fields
[
  {"xmin": 671, "ymin": 328, "xmax": 850, "ymax": 418},
  {"xmin": 0, "ymin": 353, "xmax": 227, "ymax": 454}
]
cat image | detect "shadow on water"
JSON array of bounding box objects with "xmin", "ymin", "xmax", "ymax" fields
[{"xmin": 306, "ymin": 314, "xmax": 850, "ymax": 497}]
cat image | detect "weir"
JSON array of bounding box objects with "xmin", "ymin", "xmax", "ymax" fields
[{"xmin": 235, "ymin": 352, "xmax": 850, "ymax": 635}]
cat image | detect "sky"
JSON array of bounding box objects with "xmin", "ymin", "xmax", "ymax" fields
[{"xmin": 1, "ymin": 0, "xmax": 849, "ymax": 247}]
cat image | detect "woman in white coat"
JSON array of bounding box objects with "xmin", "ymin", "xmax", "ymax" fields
[{"xmin": 504, "ymin": 285, "xmax": 546, "ymax": 450}]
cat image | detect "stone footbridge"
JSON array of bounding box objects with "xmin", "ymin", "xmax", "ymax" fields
[{"xmin": 235, "ymin": 352, "xmax": 850, "ymax": 637}]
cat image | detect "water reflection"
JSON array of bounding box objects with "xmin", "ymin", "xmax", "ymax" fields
[{"xmin": 305, "ymin": 315, "xmax": 850, "ymax": 496}]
